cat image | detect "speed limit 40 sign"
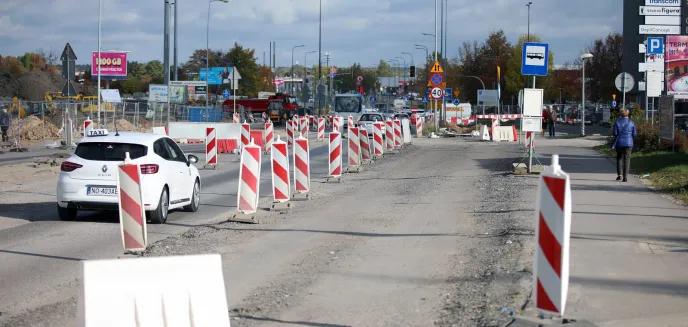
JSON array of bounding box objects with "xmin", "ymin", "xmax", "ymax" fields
[{"xmin": 429, "ymin": 87, "xmax": 444, "ymax": 100}]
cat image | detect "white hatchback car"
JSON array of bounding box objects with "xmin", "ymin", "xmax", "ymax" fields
[{"xmin": 56, "ymin": 130, "xmax": 201, "ymax": 224}]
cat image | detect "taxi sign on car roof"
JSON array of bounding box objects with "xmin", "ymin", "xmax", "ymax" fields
[{"xmin": 87, "ymin": 129, "xmax": 109, "ymax": 137}]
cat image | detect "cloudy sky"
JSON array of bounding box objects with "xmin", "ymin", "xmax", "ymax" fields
[{"xmin": 0, "ymin": 0, "xmax": 621, "ymax": 68}]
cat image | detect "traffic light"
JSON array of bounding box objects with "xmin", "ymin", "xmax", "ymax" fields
[{"xmin": 409, "ymin": 65, "xmax": 416, "ymax": 78}]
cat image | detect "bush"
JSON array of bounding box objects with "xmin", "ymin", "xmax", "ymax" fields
[
  {"xmin": 634, "ymin": 121, "xmax": 661, "ymax": 152},
  {"xmin": 674, "ymin": 130, "xmax": 688, "ymax": 153}
]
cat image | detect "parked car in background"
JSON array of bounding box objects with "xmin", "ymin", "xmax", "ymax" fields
[{"xmin": 357, "ymin": 113, "xmax": 386, "ymax": 138}]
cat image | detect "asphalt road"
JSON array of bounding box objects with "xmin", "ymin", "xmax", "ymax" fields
[
  {"xmin": 0, "ymin": 135, "xmax": 536, "ymax": 326},
  {"xmin": 0, "ymin": 131, "xmax": 339, "ymax": 320}
]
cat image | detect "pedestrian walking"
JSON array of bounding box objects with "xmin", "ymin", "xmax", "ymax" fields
[
  {"xmin": 547, "ymin": 106, "xmax": 557, "ymax": 137},
  {"xmin": 541, "ymin": 106, "xmax": 549, "ymax": 137},
  {"xmin": 0, "ymin": 108, "xmax": 10, "ymax": 143},
  {"xmin": 612, "ymin": 109, "xmax": 637, "ymax": 182}
]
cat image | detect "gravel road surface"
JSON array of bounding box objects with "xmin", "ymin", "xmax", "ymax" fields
[{"xmin": 0, "ymin": 136, "xmax": 535, "ymax": 327}]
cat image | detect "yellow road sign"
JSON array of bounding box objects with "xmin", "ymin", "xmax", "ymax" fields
[{"xmin": 430, "ymin": 61, "xmax": 444, "ymax": 74}]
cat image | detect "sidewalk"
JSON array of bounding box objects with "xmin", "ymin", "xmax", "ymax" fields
[{"xmin": 532, "ymin": 136, "xmax": 688, "ymax": 326}]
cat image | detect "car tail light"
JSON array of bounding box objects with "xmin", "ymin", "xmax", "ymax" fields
[
  {"xmin": 140, "ymin": 164, "xmax": 159, "ymax": 174},
  {"xmin": 60, "ymin": 161, "xmax": 83, "ymax": 172}
]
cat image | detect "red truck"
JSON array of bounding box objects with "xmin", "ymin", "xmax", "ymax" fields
[{"xmin": 223, "ymin": 93, "xmax": 299, "ymax": 124}]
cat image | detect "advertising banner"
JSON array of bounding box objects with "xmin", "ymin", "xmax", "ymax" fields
[
  {"xmin": 91, "ymin": 51, "xmax": 128, "ymax": 79},
  {"xmin": 665, "ymin": 35, "xmax": 688, "ymax": 99},
  {"xmin": 169, "ymin": 85, "xmax": 186, "ymax": 104},
  {"xmin": 477, "ymin": 89, "xmax": 499, "ymax": 107},
  {"xmin": 170, "ymin": 81, "xmax": 207, "ymax": 96},
  {"xmin": 148, "ymin": 84, "xmax": 168, "ymax": 103},
  {"xmin": 199, "ymin": 67, "xmax": 240, "ymax": 85}
]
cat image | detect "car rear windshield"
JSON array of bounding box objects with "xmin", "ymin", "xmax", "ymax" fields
[{"xmin": 75, "ymin": 142, "xmax": 148, "ymax": 161}]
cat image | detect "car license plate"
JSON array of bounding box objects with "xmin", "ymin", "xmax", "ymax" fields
[{"xmin": 87, "ymin": 186, "xmax": 118, "ymax": 196}]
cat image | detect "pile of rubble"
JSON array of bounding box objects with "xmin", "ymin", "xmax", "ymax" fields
[{"xmin": 7, "ymin": 115, "xmax": 61, "ymax": 141}]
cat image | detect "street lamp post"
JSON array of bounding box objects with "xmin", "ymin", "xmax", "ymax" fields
[
  {"xmin": 388, "ymin": 59, "xmax": 399, "ymax": 93},
  {"xmin": 423, "ymin": 30, "xmax": 438, "ymax": 131},
  {"xmin": 97, "ymin": 0, "xmax": 102, "ymax": 126},
  {"xmin": 206, "ymin": 0, "xmax": 230, "ymax": 108},
  {"xmin": 581, "ymin": 53, "xmax": 593, "ymax": 137},
  {"xmin": 526, "ymin": 2, "xmax": 532, "ymax": 42},
  {"xmin": 291, "ymin": 44, "xmax": 305, "ymax": 82},
  {"xmin": 396, "ymin": 56, "xmax": 406, "ymax": 90},
  {"xmin": 304, "ymin": 50, "xmax": 316, "ymax": 79}
]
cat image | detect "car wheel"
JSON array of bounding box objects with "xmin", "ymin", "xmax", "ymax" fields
[
  {"xmin": 147, "ymin": 186, "xmax": 169, "ymax": 224},
  {"xmin": 57, "ymin": 205, "xmax": 77, "ymax": 221},
  {"xmin": 183, "ymin": 179, "xmax": 200, "ymax": 212}
]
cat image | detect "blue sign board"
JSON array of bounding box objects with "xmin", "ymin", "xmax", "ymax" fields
[
  {"xmin": 425, "ymin": 88, "xmax": 431, "ymax": 96},
  {"xmin": 430, "ymin": 73, "xmax": 444, "ymax": 86},
  {"xmin": 444, "ymin": 88, "xmax": 452, "ymax": 100},
  {"xmin": 521, "ymin": 42, "xmax": 549, "ymax": 76},
  {"xmin": 222, "ymin": 90, "xmax": 230, "ymax": 99},
  {"xmin": 199, "ymin": 67, "xmax": 235, "ymax": 85},
  {"xmin": 370, "ymin": 96, "xmax": 376, "ymax": 104},
  {"xmin": 612, "ymin": 100, "xmax": 617, "ymax": 107},
  {"xmin": 422, "ymin": 96, "xmax": 428, "ymax": 104},
  {"xmin": 403, "ymin": 97, "xmax": 408, "ymax": 101},
  {"xmin": 647, "ymin": 37, "xmax": 664, "ymax": 55},
  {"xmin": 330, "ymin": 72, "xmax": 336, "ymax": 78},
  {"xmin": 453, "ymin": 99, "xmax": 460, "ymax": 106}
]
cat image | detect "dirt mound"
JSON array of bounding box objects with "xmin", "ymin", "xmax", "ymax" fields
[
  {"xmin": 7, "ymin": 115, "xmax": 61, "ymax": 141},
  {"xmin": 17, "ymin": 71, "xmax": 67, "ymax": 101},
  {"xmin": 101, "ymin": 119, "xmax": 147, "ymax": 133},
  {"xmin": 0, "ymin": 71, "xmax": 20, "ymax": 98}
]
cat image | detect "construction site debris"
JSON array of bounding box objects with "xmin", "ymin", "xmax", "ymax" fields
[{"xmin": 8, "ymin": 115, "xmax": 61, "ymax": 140}]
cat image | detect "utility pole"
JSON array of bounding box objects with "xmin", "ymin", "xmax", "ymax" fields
[
  {"xmin": 163, "ymin": 0, "xmax": 170, "ymax": 84},
  {"xmin": 173, "ymin": 0, "xmax": 178, "ymax": 81}
]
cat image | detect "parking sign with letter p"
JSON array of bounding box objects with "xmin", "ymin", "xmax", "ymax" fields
[{"xmin": 647, "ymin": 37, "xmax": 663, "ymax": 55}]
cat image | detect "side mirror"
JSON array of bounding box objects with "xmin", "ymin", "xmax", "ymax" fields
[{"xmin": 188, "ymin": 154, "xmax": 199, "ymax": 164}]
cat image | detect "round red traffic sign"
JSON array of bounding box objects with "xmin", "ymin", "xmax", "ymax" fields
[{"xmin": 429, "ymin": 87, "xmax": 444, "ymax": 99}]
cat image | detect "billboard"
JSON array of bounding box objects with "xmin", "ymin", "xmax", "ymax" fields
[
  {"xmin": 477, "ymin": 89, "xmax": 499, "ymax": 106},
  {"xmin": 170, "ymin": 81, "xmax": 207, "ymax": 96},
  {"xmin": 91, "ymin": 51, "xmax": 128, "ymax": 79},
  {"xmin": 199, "ymin": 67, "xmax": 240, "ymax": 85},
  {"xmin": 148, "ymin": 85, "xmax": 168, "ymax": 103},
  {"xmin": 665, "ymin": 35, "xmax": 688, "ymax": 99}
]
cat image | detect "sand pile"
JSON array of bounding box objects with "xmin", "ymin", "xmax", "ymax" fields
[{"xmin": 7, "ymin": 115, "xmax": 61, "ymax": 140}]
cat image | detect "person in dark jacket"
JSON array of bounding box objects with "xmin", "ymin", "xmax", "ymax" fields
[
  {"xmin": 546, "ymin": 107, "xmax": 557, "ymax": 137},
  {"xmin": 0, "ymin": 108, "xmax": 10, "ymax": 142},
  {"xmin": 612, "ymin": 109, "xmax": 637, "ymax": 182}
]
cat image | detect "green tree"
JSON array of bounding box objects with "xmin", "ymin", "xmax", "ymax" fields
[
  {"xmin": 122, "ymin": 77, "xmax": 143, "ymax": 94},
  {"xmin": 504, "ymin": 34, "xmax": 556, "ymax": 101},
  {"xmin": 145, "ymin": 60, "xmax": 164, "ymax": 84},
  {"xmin": 128, "ymin": 61, "xmax": 146, "ymax": 80},
  {"xmin": 376, "ymin": 59, "xmax": 392, "ymax": 77},
  {"xmin": 224, "ymin": 42, "xmax": 260, "ymax": 98},
  {"xmin": 583, "ymin": 32, "xmax": 623, "ymax": 102}
]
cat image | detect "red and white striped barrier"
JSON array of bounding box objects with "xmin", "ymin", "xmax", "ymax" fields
[
  {"xmin": 286, "ymin": 119, "xmax": 294, "ymax": 148},
  {"xmin": 317, "ymin": 117, "xmax": 325, "ymax": 142},
  {"xmin": 393, "ymin": 118, "xmax": 402, "ymax": 148},
  {"xmin": 328, "ymin": 132, "xmax": 342, "ymax": 178},
  {"xmin": 385, "ymin": 119, "xmax": 395, "ymax": 151},
  {"xmin": 476, "ymin": 114, "xmax": 522, "ymax": 119},
  {"xmin": 300, "ymin": 117, "xmax": 308, "ymax": 138},
  {"xmin": 264, "ymin": 121, "xmax": 273, "ymax": 153},
  {"xmin": 237, "ymin": 139, "xmax": 262, "ymax": 214},
  {"xmin": 360, "ymin": 128, "xmax": 372, "ymax": 162},
  {"xmin": 205, "ymin": 127, "xmax": 217, "ymax": 166},
  {"xmin": 526, "ymin": 132, "xmax": 535, "ymax": 149},
  {"xmin": 348, "ymin": 115, "xmax": 354, "ymax": 129},
  {"xmin": 534, "ymin": 154, "xmax": 572, "ymax": 317},
  {"xmin": 373, "ymin": 122, "xmax": 384, "ymax": 157},
  {"xmin": 83, "ymin": 117, "xmax": 93, "ymax": 135},
  {"xmin": 416, "ymin": 117, "xmax": 423, "ymax": 136},
  {"xmin": 241, "ymin": 121, "xmax": 250, "ymax": 150},
  {"xmin": 293, "ymin": 135, "xmax": 310, "ymax": 194},
  {"xmin": 292, "ymin": 118, "xmax": 300, "ymax": 140},
  {"xmin": 117, "ymin": 153, "xmax": 147, "ymax": 251},
  {"xmin": 333, "ymin": 116, "xmax": 343, "ymax": 133},
  {"xmin": 326, "ymin": 115, "xmax": 332, "ymax": 129},
  {"xmin": 233, "ymin": 113, "xmax": 240, "ymax": 124},
  {"xmin": 270, "ymin": 136, "xmax": 290, "ymax": 202},
  {"xmin": 348, "ymin": 127, "xmax": 360, "ymax": 168}
]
